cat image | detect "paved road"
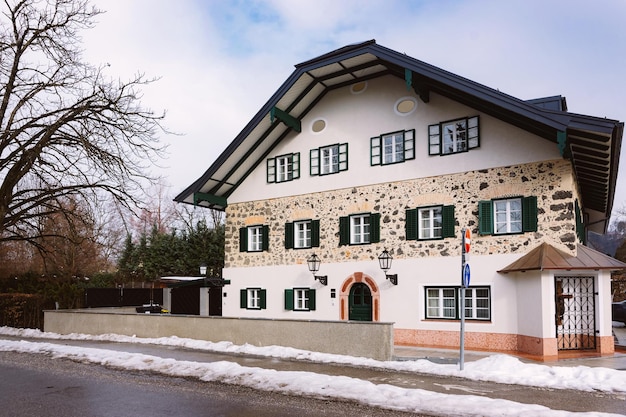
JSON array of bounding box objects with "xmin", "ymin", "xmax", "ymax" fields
[
  {"xmin": 1, "ymin": 336, "xmax": 625, "ymax": 415},
  {"xmin": 0, "ymin": 351, "xmax": 431, "ymax": 417}
]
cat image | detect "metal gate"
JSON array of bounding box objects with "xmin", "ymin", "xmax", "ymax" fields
[{"xmin": 555, "ymin": 276, "xmax": 596, "ymax": 350}]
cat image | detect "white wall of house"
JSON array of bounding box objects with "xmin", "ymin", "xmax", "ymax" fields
[
  {"xmin": 223, "ymin": 252, "xmax": 524, "ymax": 335},
  {"xmin": 228, "ymin": 75, "xmax": 562, "ymax": 205}
]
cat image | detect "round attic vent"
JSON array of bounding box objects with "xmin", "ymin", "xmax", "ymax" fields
[
  {"xmin": 395, "ymin": 97, "xmax": 417, "ymax": 116},
  {"xmin": 311, "ymin": 119, "xmax": 326, "ymax": 133},
  {"xmin": 350, "ymin": 81, "xmax": 368, "ymax": 94}
]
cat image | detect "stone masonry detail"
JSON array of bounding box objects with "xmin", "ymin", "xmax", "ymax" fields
[{"xmin": 225, "ymin": 159, "xmax": 578, "ymax": 268}]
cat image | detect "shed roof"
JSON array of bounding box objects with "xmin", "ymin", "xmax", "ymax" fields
[
  {"xmin": 497, "ymin": 243, "xmax": 626, "ymax": 273},
  {"xmin": 175, "ymin": 40, "xmax": 623, "ymax": 232}
]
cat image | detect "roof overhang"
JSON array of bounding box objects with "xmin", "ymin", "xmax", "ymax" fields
[
  {"xmin": 498, "ymin": 243, "xmax": 626, "ymax": 274},
  {"xmin": 175, "ymin": 40, "xmax": 623, "ymax": 232}
]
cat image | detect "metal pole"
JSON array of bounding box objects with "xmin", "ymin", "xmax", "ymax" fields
[{"xmin": 460, "ymin": 229, "xmax": 466, "ymax": 371}]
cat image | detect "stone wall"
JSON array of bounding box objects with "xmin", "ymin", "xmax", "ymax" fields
[{"xmin": 225, "ymin": 158, "xmax": 578, "ymax": 268}]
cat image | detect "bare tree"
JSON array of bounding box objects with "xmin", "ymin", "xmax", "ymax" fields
[{"xmin": 0, "ymin": 0, "xmax": 166, "ymax": 249}]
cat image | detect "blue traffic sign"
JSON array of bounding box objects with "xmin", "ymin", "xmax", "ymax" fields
[{"xmin": 463, "ymin": 263, "xmax": 470, "ymax": 287}]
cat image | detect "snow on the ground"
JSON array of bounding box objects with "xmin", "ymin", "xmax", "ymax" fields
[{"xmin": 0, "ymin": 327, "xmax": 624, "ymax": 417}]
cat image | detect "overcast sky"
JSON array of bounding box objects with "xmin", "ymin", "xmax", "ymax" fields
[{"xmin": 82, "ymin": 0, "xmax": 626, "ymax": 224}]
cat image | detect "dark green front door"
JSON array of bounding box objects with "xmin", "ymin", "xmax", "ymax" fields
[{"xmin": 349, "ymin": 283, "xmax": 372, "ymax": 321}]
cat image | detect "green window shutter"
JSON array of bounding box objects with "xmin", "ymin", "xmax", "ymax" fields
[
  {"xmin": 308, "ymin": 289, "xmax": 316, "ymax": 311},
  {"xmin": 339, "ymin": 216, "xmax": 349, "ymax": 246},
  {"xmin": 442, "ymin": 205, "xmax": 456, "ymax": 238},
  {"xmin": 370, "ymin": 136, "xmax": 381, "ymax": 166},
  {"xmin": 468, "ymin": 116, "xmax": 479, "ymax": 149},
  {"xmin": 240, "ymin": 289, "xmax": 247, "ymax": 309},
  {"xmin": 405, "ymin": 208, "xmax": 418, "ymax": 240},
  {"xmin": 284, "ymin": 289, "xmax": 294, "ymax": 310},
  {"xmin": 338, "ymin": 143, "xmax": 348, "ymax": 171},
  {"xmin": 522, "ymin": 196, "xmax": 538, "ymax": 232},
  {"xmin": 370, "ymin": 213, "xmax": 381, "ymax": 243},
  {"xmin": 239, "ymin": 227, "xmax": 248, "ymax": 252},
  {"xmin": 310, "ymin": 148, "xmax": 320, "ymax": 176},
  {"xmin": 266, "ymin": 158, "xmax": 276, "ymax": 183},
  {"xmin": 478, "ymin": 200, "xmax": 493, "ymax": 235},
  {"xmin": 428, "ymin": 124, "xmax": 441, "ymax": 155},
  {"xmin": 311, "ymin": 219, "xmax": 320, "ymax": 247},
  {"xmin": 260, "ymin": 289, "xmax": 267, "ymax": 309},
  {"xmin": 292, "ymin": 152, "xmax": 300, "ymax": 179},
  {"xmin": 404, "ymin": 129, "xmax": 415, "ymax": 160},
  {"xmin": 284, "ymin": 222, "xmax": 294, "ymax": 249},
  {"xmin": 262, "ymin": 225, "xmax": 270, "ymax": 251}
]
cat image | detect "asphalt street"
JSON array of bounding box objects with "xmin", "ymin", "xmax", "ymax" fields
[{"xmin": 1, "ymin": 334, "xmax": 625, "ymax": 415}]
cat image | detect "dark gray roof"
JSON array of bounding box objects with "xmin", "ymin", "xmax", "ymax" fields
[{"xmin": 175, "ymin": 40, "xmax": 623, "ymax": 231}]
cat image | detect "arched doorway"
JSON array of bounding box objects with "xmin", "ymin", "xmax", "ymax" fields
[
  {"xmin": 339, "ymin": 272, "xmax": 379, "ymax": 321},
  {"xmin": 349, "ymin": 283, "xmax": 372, "ymax": 321}
]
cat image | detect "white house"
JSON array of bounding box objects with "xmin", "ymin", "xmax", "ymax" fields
[{"xmin": 175, "ymin": 40, "xmax": 625, "ymax": 360}]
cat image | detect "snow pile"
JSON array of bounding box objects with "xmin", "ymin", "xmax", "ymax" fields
[{"xmin": 0, "ymin": 327, "xmax": 625, "ymax": 417}]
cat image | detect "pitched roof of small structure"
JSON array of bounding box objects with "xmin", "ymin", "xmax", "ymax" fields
[{"xmin": 497, "ymin": 243, "xmax": 626, "ymax": 273}]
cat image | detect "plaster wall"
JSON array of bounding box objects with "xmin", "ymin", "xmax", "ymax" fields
[
  {"xmin": 44, "ymin": 310, "xmax": 394, "ymax": 361},
  {"xmin": 229, "ymin": 75, "xmax": 562, "ymax": 204}
]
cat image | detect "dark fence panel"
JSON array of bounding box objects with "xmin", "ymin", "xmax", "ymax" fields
[
  {"xmin": 85, "ymin": 288, "xmax": 162, "ymax": 308},
  {"xmin": 171, "ymin": 285, "xmax": 200, "ymax": 315}
]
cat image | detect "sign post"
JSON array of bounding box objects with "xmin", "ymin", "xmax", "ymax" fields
[{"xmin": 460, "ymin": 228, "xmax": 471, "ymax": 371}]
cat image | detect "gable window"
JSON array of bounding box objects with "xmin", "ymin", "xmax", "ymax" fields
[
  {"xmin": 284, "ymin": 220, "xmax": 320, "ymax": 249},
  {"xmin": 339, "ymin": 213, "xmax": 381, "ymax": 245},
  {"xmin": 478, "ymin": 196, "xmax": 537, "ymax": 235},
  {"xmin": 310, "ymin": 143, "xmax": 348, "ymax": 175},
  {"xmin": 284, "ymin": 288, "xmax": 316, "ymax": 311},
  {"xmin": 406, "ymin": 205, "xmax": 455, "ymax": 240},
  {"xmin": 429, "ymin": 116, "xmax": 479, "ymax": 156},
  {"xmin": 371, "ymin": 129, "xmax": 415, "ymax": 166},
  {"xmin": 240, "ymin": 288, "xmax": 266, "ymax": 310},
  {"xmin": 426, "ymin": 287, "xmax": 491, "ymax": 320},
  {"xmin": 239, "ymin": 225, "xmax": 269, "ymax": 252},
  {"xmin": 267, "ymin": 153, "xmax": 300, "ymax": 183}
]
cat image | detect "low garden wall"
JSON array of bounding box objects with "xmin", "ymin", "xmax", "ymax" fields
[{"xmin": 44, "ymin": 309, "xmax": 394, "ymax": 361}]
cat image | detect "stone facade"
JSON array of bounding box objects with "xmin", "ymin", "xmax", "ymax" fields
[{"xmin": 225, "ymin": 158, "xmax": 579, "ymax": 268}]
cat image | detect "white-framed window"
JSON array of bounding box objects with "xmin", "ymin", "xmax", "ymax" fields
[
  {"xmin": 429, "ymin": 116, "xmax": 479, "ymax": 156},
  {"xmin": 351, "ymin": 214, "xmax": 370, "ymax": 244},
  {"xmin": 284, "ymin": 220, "xmax": 320, "ymax": 250},
  {"xmin": 370, "ymin": 130, "xmax": 415, "ymax": 166},
  {"xmin": 239, "ymin": 225, "xmax": 268, "ymax": 252},
  {"xmin": 294, "ymin": 221, "xmax": 311, "ymax": 248},
  {"xmin": 294, "ymin": 288, "xmax": 309, "ymax": 310},
  {"xmin": 240, "ymin": 288, "xmax": 266, "ymax": 310},
  {"xmin": 494, "ymin": 198, "xmax": 522, "ymax": 234},
  {"xmin": 310, "ymin": 143, "xmax": 348, "ymax": 176},
  {"xmin": 442, "ymin": 119, "xmax": 467, "ymax": 154},
  {"xmin": 285, "ymin": 288, "xmax": 316, "ymax": 311},
  {"xmin": 418, "ymin": 206, "xmax": 443, "ymax": 239},
  {"xmin": 426, "ymin": 288, "xmax": 457, "ymax": 319},
  {"xmin": 248, "ymin": 226, "xmax": 263, "ymax": 252},
  {"xmin": 383, "ymin": 132, "xmax": 405, "ymax": 164},
  {"xmin": 322, "ymin": 145, "xmax": 339, "ymax": 174},
  {"xmin": 339, "ymin": 213, "xmax": 380, "ymax": 246},
  {"xmin": 248, "ymin": 288, "xmax": 261, "ymax": 309},
  {"xmin": 267, "ymin": 153, "xmax": 300, "ymax": 183},
  {"xmin": 277, "ymin": 155, "xmax": 293, "ymax": 182},
  {"xmin": 426, "ymin": 286, "xmax": 491, "ymax": 320},
  {"xmin": 478, "ymin": 196, "xmax": 537, "ymax": 236},
  {"xmin": 463, "ymin": 287, "xmax": 491, "ymax": 320}
]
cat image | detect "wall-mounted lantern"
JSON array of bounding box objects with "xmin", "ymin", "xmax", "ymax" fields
[
  {"xmin": 307, "ymin": 253, "xmax": 327, "ymax": 285},
  {"xmin": 199, "ymin": 263, "xmax": 208, "ymax": 276},
  {"xmin": 378, "ymin": 249, "xmax": 398, "ymax": 285}
]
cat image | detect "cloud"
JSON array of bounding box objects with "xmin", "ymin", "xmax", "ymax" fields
[{"xmin": 82, "ymin": 0, "xmax": 626, "ymax": 219}]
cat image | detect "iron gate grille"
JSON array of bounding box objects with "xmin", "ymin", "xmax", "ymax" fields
[{"xmin": 555, "ymin": 276, "xmax": 596, "ymax": 350}]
